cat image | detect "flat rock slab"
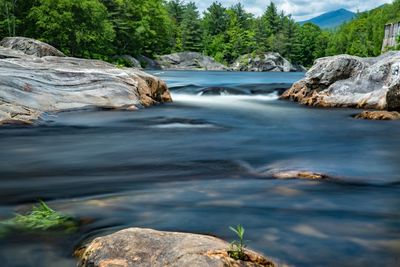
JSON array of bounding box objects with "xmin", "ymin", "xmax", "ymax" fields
[
  {"xmin": 76, "ymin": 228, "xmax": 278, "ymax": 267},
  {"xmin": 281, "ymin": 52, "xmax": 400, "ymax": 110},
  {"xmin": 0, "ymin": 38, "xmax": 172, "ymax": 125}
]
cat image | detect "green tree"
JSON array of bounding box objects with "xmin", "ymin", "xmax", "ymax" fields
[
  {"xmin": 223, "ymin": 8, "xmax": 256, "ymax": 63},
  {"xmin": 327, "ymin": 0, "xmax": 400, "ymax": 57},
  {"xmin": 262, "ymin": 2, "xmax": 280, "ymax": 35},
  {"xmin": 0, "ymin": 0, "xmax": 17, "ymax": 36},
  {"xmin": 202, "ymin": 1, "xmax": 228, "ymax": 36},
  {"xmin": 294, "ymin": 23, "xmax": 327, "ymax": 66},
  {"xmin": 179, "ymin": 2, "xmax": 203, "ymax": 52},
  {"xmin": 102, "ymin": 0, "xmax": 173, "ymax": 57},
  {"xmin": 166, "ymin": 0, "xmax": 185, "ymax": 51},
  {"xmin": 28, "ymin": 0, "xmax": 115, "ymax": 57}
]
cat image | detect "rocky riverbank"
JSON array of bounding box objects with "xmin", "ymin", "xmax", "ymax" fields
[
  {"xmin": 0, "ymin": 37, "xmax": 172, "ymax": 125},
  {"xmin": 129, "ymin": 51, "xmax": 303, "ymax": 72},
  {"xmin": 76, "ymin": 228, "xmax": 278, "ymax": 267},
  {"xmin": 155, "ymin": 52, "xmax": 229, "ymax": 71},
  {"xmin": 281, "ymin": 52, "xmax": 400, "ymax": 117}
]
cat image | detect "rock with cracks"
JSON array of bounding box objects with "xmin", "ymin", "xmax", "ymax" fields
[
  {"xmin": 281, "ymin": 52, "xmax": 400, "ymax": 110},
  {"xmin": 0, "ymin": 38, "xmax": 172, "ymax": 125},
  {"xmin": 76, "ymin": 228, "xmax": 278, "ymax": 267},
  {"xmin": 0, "ymin": 37, "xmax": 66, "ymax": 57}
]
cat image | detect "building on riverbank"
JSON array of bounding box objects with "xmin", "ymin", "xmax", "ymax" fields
[{"xmin": 382, "ymin": 22, "xmax": 400, "ymax": 51}]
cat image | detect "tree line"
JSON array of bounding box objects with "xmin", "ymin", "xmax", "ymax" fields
[
  {"xmin": 326, "ymin": 0, "xmax": 400, "ymax": 57},
  {"xmin": 0, "ymin": 0, "xmax": 399, "ymax": 67}
]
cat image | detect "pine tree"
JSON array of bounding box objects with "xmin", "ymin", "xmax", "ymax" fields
[{"xmin": 180, "ymin": 2, "xmax": 203, "ymax": 52}]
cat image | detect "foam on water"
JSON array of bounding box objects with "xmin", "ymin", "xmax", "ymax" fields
[
  {"xmin": 149, "ymin": 122, "xmax": 217, "ymax": 129},
  {"xmin": 171, "ymin": 92, "xmax": 279, "ymax": 111}
]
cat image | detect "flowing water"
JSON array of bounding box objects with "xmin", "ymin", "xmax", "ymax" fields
[{"xmin": 0, "ymin": 71, "xmax": 399, "ymax": 267}]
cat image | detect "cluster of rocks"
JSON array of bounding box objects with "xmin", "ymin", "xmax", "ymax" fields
[
  {"xmin": 155, "ymin": 52, "xmax": 229, "ymax": 71},
  {"xmin": 0, "ymin": 37, "xmax": 172, "ymax": 125},
  {"xmin": 114, "ymin": 51, "xmax": 304, "ymax": 72},
  {"xmin": 231, "ymin": 53, "xmax": 306, "ymax": 72},
  {"xmin": 281, "ymin": 51, "xmax": 400, "ymax": 119}
]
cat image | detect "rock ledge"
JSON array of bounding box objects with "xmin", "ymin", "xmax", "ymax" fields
[{"xmin": 0, "ymin": 37, "xmax": 172, "ymax": 125}]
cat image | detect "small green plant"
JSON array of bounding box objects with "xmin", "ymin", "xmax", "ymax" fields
[
  {"xmin": 0, "ymin": 200, "xmax": 78, "ymax": 236},
  {"xmin": 228, "ymin": 224, "xmax": 249, "ymax": 261}
]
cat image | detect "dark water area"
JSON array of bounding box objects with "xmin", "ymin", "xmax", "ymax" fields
[{"xmin": 0, "ymin": 71, "xmax": 399, "ymax": 267}]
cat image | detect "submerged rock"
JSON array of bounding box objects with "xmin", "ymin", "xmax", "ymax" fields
[
  {"xmin": 355, "ymin": 110, "xmax": 400, "ymax": 120},
  {"xmin": 269, "ymin": 170, "xmax": 330, "ymax": 180},
  {"xmin": 0, "ymin": 38, "xmax": 172, "ymax": 125},
  {"xmin": 76, "ymin": 228, "xmax": 277, "ymax": 267},
  {"xmin": 0, "ymin": 37, "xmax": 65, "ymax": 57},
  {"xmin": 156, "ymin": 52, "xmax": 229, "ymax": 71},
  {"xmin": 231, "ymin": 53, "xmax": 305, "ymax": 72},
  {"xmin": 281, "ymin": 52, "xmax": 400, "ymax": 110}
]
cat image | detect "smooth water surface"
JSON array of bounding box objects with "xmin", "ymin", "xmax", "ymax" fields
[{"xmin": 0, "ymin": 71, "xmax": 399, "ymax": 267}]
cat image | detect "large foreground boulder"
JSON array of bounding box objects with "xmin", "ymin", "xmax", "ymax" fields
[
  {"xmin": 76, "ymin": 228, "xmax": 277, "ymax": 267},
  {"xmin": 156, "ymin": 52, "xmax": 229, "ymax": 71},
  {"xmin": 281, "ymin": 52, "xmax": 400, "ymax": 110},
  {"xmin": 231, "ymin": 53, "xmax": 305, "ymax": 72},
  {"xmin": 0, "ymin": 37, "xmax": 65, "ymax": 57},
  {"xmin": 0, "ymin": 39, "xmax": 172, "ymax": 125}
]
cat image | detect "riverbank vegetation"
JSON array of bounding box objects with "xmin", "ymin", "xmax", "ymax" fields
[{"xmin": 0, "ymin": 0, "xmax": 399, "ymax": 66}]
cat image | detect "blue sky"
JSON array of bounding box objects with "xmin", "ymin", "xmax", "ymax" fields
[{"xmin": 190, "ymin": 0, "xmax": 393, "ymax": 20}]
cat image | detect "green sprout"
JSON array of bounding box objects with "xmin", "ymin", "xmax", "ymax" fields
[
  {"xmin": 228, "ymin": 224, "xmax": 249, "ymax": 261},
  {"xmin": 0, "ymin": 200, "xmax": 78, "ymax": 236}
]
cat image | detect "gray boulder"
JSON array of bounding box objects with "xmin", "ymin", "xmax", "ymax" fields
[
  {"xmin": 76, "ymin": 228, "xmax": 277, "ymax": 267},
  {"xmin": 0, "ymin": 44, "xmax": 171, "ymax": 125},
  {"xmin": 0, "ymin": 37, "xmax": 65, "ymax": 57},
  {"xmin": 156, "ymin": 52, "xmax": 229, "ymax": 71},
  {"xmin": 232, "ymin": 53, "xmax": 305, "ymax": 72},
  {"xmin": 281, "ymin": 52, "xmax": 400, "ymax": 110},
  {"xmin": 138, "ymin": 55, "xmax": 162, "ymax": 70}
]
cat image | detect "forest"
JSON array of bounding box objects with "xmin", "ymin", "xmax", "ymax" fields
[{"xmin": 0, "ymin": 0, "xmax": 399, "ymax": 67}]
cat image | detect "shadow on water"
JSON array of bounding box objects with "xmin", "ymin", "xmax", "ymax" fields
[{"xmin": 0, "ymin": 71, "xmax": 399, "ymax": 267}]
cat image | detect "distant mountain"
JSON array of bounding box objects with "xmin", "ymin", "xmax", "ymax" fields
[{"xmin": 299, "ymin": 8, "xmax": 356, "ymax": 29}]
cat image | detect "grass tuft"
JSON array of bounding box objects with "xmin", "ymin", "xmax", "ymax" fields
[
  {"xmin": 0, "ymin": 200, "xmax": 78, "ymax": 236},
  {"xmin": 228, "ymin": 224, "xmax": 249, "ymax": 261}
]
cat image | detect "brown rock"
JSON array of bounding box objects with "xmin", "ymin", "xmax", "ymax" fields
[
  {"xmin": 271, "ymin": 170, "xmax": 329, "ymax": 180},
  {"xmin": 76, "ymin": 228, "xmax": 278, "ymax": 267},
  {"xmin": 355, "ymin": 110, "xmax": 400, "ymax": 120}
]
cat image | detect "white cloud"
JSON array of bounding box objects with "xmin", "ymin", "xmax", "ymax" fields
[{"xmin": 187, "ymin": 0, "xmax": 393, "ymax": 20}]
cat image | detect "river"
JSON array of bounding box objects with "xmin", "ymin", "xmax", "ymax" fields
[{"xmin": 0, "ymin": 71, "xmax": 399, "ymax": 266}]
